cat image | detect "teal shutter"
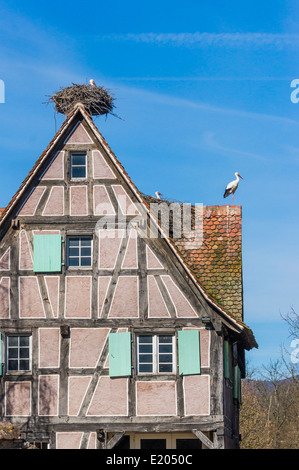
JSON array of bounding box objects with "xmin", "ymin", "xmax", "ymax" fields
[
  {"xmin": 224, "ymin": 340, "xmax": 232, "ymax": 379},
  {"xmin": 0, "ymin": 332, "xmax": 2, "ymax": 376},
  {"xmin": 233, "ymin": 365, "xmax": 241, "ymax": 403},
  {"xmin": 178, "ymin": 330, "xmax": 201, "ymax": 375},
  {"xmin": 33, "ymin": 235, "xmax": 62, "ymax": 273},
  {"xmin": 109, "ymin": 332, "xmax": 132, "ymax": 377}
]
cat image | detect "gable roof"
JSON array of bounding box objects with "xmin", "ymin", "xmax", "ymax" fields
[{"xmin": 0, "ymin": 103, "xmax": 257, "ymax": 349}]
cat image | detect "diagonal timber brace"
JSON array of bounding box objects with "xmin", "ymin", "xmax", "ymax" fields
[
  {"xmin": 106, "ymin": 432, "xmax": 125, "ymax": 449},
  {"xmin": 192, "ymin": 429, "xmax": 214, "ymax": 449}
]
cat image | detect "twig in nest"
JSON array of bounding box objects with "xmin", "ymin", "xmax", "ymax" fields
[{"xmin": 45, "ymin": 83, "xmax": 120, "ymax": 118}]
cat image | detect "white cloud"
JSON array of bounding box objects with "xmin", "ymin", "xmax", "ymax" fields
[
  {"xmin": 101, "ymin": 32, "xmax": 299, "ymax": 49},
  {"xmin": 202, "ymin": 131, "xmax": 269, "ymax": 161}
]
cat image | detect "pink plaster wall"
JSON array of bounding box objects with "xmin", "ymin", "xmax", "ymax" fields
[
  {"xmin": 19, "ymin": 186, "xmax": 46, "ymax": 216},
  {"xmin": 183, "ymin": 375, "xmax": 210, "ymax": 416},
  {"xmin": 161, "ymin": 275, "xmax": 197, "ymax": 317},
  {"xmin": 146, "ymin": 245, "xmax": 164, "ymax": 269},
  {"xmin": 19, "ymin": 230, "xmax": 33, "ymax": 270},
  {"xmin": 68, "ymin": 376, "xmax": 92, "ymax": 416},
  {"xmin": 69, "ymin": 328, "xmax": 110, "ymax": 368},
  {"xmin": 0, "ymin": 277, "xmax": 10, "ymax": 318},
  {"xmin": 56, "ymin": 432, "xmax": 84, "ymax": 449},
  {"xmin": 42, "ymin": 151, "xmax": 64, "ymax": 180},
  {"xmin": 42, "ymin": 187, "xmax": 64, "ymax": 216},
  {"xmin": 87, "ymin": 433, "xmax": 97, "ymax": 449},
  {"xmin": 98, "ymin": 229, "xmax": 124, "ymax": 269},
  {"xmin": 93, "ymin": 185, "xmax": 115, "ymax": 215},
  {"xmin": 92, "ymin": 150, "xmax": 116, "ymax": 179},
  {"xmin": 65, "ymin": 276, "xmax": 91, "ymax": 318},
  {"xmin": 70, "ymin": 186, "xmax": 88, "ymax": 216},
  {"xmin": 112, "ymin": 185, "xmax": 140, "ymax": 215},
  {"xmin": 39, "ymin": 328, "xmax": 60, "ymax": 368},
  {"xmin": 0, "ymin": 248, "xmax": 10, "ymax": 271},
  {"xmin": 121, "ymin": 230, "xmax": 138, "ymax": 269},
  {"xmin": 5, "ymin": 382, "xmax": 31, "ymax": 416},
  {"xmin": 108, "ymin": 276, "xmax": 139, "ymax": 318},
  {"xmin": 19, "ymin": 276, "xmax": 45, "ymax": 318},
  {"xmin": 87, "ymin": 377, "xmax": 128, "ymax": 416},
  {"xmin": 200, "ymin": 329, "xmax": 210, "ymax": 367},
  {"xmin": 147, "ymin": 276, "xmax": 171, "ymax": 318},
  {"xmin": 66, "ymin": 123, "xmax": 93, "ymax": 144},
  {"xmin": 136, "ymin": 381, "xmax": 177, "ymax": 416},
  {"xmin": 39, "ymin": 375, "xmax": 59, "ymax": 416}
]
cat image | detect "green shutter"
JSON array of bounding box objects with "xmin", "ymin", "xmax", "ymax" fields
[
  {"xmin": 0, "ymin": 332, "xmax": 2, "ymax": 376},
  {"xmin": 109, "ymin": 332, "xmax": 132, "ymax": 377},
  {"xmin": 224, "ymin": 340, "xmax": 232, "ymax": 379},
  {"xmin": 233, "ymin": 365, "xmax": 241, "ymax": 403},
  {"xmin": 33, "ymin": 235, "xmax": 62, "ymax": 273},
  {"xmin": 178, "ymin": 330, "xmax": 201, "ymax": 375}
]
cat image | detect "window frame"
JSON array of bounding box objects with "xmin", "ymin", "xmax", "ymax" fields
[
  {"xmin": 6, "ymin": 334, "xmax": 32, "ymax": 373},
  {"xmin": 70, "ymin": 152, "xmax": 87, "ymax": 180},
  {"xmin": 28, "ymin": 440, "xmax": 49, "ymax": 449},
  {"xmin": 66, "ymin": 235, "xmax": 93, "ymax": 269},
  {"xmin": 136, "ymin": 334, "xmax": 176, "ymax": 375}
]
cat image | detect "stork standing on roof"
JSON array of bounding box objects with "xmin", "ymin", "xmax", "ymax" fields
[
  {"xmin": 155, "ymin": 191, "xmax": 163, "ymax": 199},
  {"xmin": 89, "ymin": 79, "xmax": 96, "ymax": 87},
  {"xmin": 223, "ymin": 172, "xmax": 243, "ymax": 205}
]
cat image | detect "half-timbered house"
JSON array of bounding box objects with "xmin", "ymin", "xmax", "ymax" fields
[{"xmin": 0, "ymin": 102, "xmax": 257, "ymax": 449}]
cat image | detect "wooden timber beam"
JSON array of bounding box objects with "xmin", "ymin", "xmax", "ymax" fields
[
  {"xmin": 106, "ymin": 432, "xmax": 125, "ymax": 449},
  {"xmin": 192, "ymin": 429, "xmax": 214, "ymax": 449}
]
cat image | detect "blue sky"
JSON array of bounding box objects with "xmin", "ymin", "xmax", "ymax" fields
[{"xmin": 0, "ymin": 0, "xmax": 298, "ymax": 373}]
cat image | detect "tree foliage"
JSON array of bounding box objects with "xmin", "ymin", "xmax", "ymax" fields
[{"xmin": 240, "ymin": 309, "xmax": 299, "ymax": 449}]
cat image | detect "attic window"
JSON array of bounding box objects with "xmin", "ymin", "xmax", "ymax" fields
[{"xmin": 70, "ymin": 152, "xmax": 87, "ymax": 179}]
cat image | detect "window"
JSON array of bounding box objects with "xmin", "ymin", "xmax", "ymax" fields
[
  {"xmin": 136, "ymin": 334, "xmax": 175, "ymax": 374},
  {"xmin": 140, "ymin": 439, "xmax": 166, "ymax": 449},
  {"xmin": 67, "ymin": 236, "xmax": 93, "ymax": 267},
  {"xmin": 7, "ymin": 335, "xmax": 31, "ymax": 372},
  {"xmin": 70, "ymin": 152, "xmax": 87, "ymax": 179},
  {"xmin": 28, "ymin": 441, "xmax": 49, "ymax": 449}
]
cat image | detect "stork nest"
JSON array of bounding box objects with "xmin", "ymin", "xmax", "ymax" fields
[{"xmin": 46, "ymin": 83, "xmax": 117, "ymax": 117}]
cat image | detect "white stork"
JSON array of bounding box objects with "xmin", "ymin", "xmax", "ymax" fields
[
  {"xmin": 155, "ymin": 191, "xmax": 163, "ymax": 199},
  {"xmin": 223, "ymin": 172, "xmax": 243, "ymax": 205},
  {"xmin": 89, "ymin": 79, "xmax": 96, "ymax": 87}
]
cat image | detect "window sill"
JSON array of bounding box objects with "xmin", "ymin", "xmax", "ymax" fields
[
  {"xmin": 136, "ymin": 373, "xmax": 176, "ymax": 378},
  {"xmin": 66, "ymin": 266, "xmax": 92, "ymax": 270},
  {"xmin": 4, "ymin": 371, "xmax": 32, "ymax": 376}
]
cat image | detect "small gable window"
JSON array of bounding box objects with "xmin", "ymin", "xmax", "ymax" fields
[{"xmin": 70, "ymin": 152, "xmax": 87, "ymax": 179}]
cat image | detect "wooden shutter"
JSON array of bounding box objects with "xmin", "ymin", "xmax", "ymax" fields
[
  {"xmin": 109, "ymin": 332, "xmax": 131, "ymax": 377},
  {"xmin": 0, "ymin": 332, "xmax": 2, "ymax": 376},
  {"xmin": 33, "ymin": 235, "xmax": 62, "ymax": 273},
  {"xmin": 178, "ymin": 330, "xmax": 201, "ymax": 375},
  {"xmin": 224, "ymin": 340, "xmax": 232, "ymax": 379},
  {"xmin": 233, "ymin": 365, "xmax": 241, "ymax": 403}
]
